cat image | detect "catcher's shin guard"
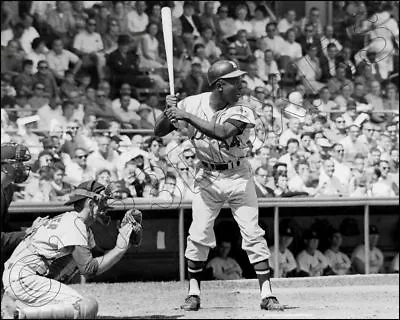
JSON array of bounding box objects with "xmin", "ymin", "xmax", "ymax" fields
[{"xmin": 16, "ymin": 297, "xmax": 98, "ymax": 319}]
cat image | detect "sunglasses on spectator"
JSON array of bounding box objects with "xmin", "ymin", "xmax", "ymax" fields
[
  {"xmin": 306, "ymin": 29, "xmax": 314, "ymax": 33},
  {"xmin": 381, "ymin": 166, "xmax": 390, "ymax": 170},
  {"xmin": 35, "ymin": 86, "xmax": 45, "ymax": 90},
  {"xmin": 336, "ymin": 120, "xmax": 344, "ymax": 124},
  {"xmin": 335, "ymin": 149, "xmax": 344, "ymax": 153},
  {"xmin": 68, "ymin": 126, "xmax": 79, "ymax": 130},
  {"xmin": 76, "ymin": 154, "xmax": 88, "ymax": 159},
  {"xmin": 89, "ymin": 22, "xmax": 97, "ymax": 26},
  {"xmin": 184, "ymin": 155, "xmax": 195, "ymax": 159},
  {"xmin": 97, "ymin": 94, "xmax": 106, "ymax": 97},
  {"xmin": 39, "ymin": 65, "xmax": 48, "ymax": 69},
  {"xmin": 179, "ymin": 167, "xmax": 189, "ymax": 171}
]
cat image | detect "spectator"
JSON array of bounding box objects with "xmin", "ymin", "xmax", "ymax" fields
[
  {"xmin": 357, "ymin": 121, "xmax": 378, "ymax": 157},
  {"xmin": 232, "ymin": 29, "xmax": 253, "ymax": 69},
  {"xmin": 351, "ymin": 225, "xmax": 384, "ymax": 274},
  {"xmin": 269, "ymin": 225, "xmax": 297, "ymax": 277},
  {"xmin": 13, "ymin": 59, "xmax": 34, "ymax": 98},
  {"xmin": 47, "ymin": 1, "xmax": 75, "ymax": 47},
  {"xmin": 180, "ymin": 62, "xmax": 208, "ymax": 96},
  {"xmin": 330, "ymin": 143, "xmax": 352, "ymax": 187},
  {"xmin": 46, "ymin": 37, "xmax": 82, "ymax": 82},
  {"xmin": 250, "ymin": 5, "xmax": 271, "ymax": 39},
  {"xmin": 148, "ymin": 3, "xmax": 162, "ymax": 30},
  {"xmin": 242, "ymin": 62, "xmax": 264, "ymax": 92},
  {"xmin": 365, "ymin": 80, "xmax": 384, "ymax": 112},
  {"xmin": 371, "ymin": 160, "xmax": 397, "ymax": 197},
  {"xmin": 259, "ymin": 22, "xmax": 286, "ymax": 60},
  {"xmin": 26, "ymin": 37, "xmax": 47, "ymax": 74},
  {"xmin": 18, "ymin": 12, "xmax": 40, "ymax": 55},
  {"xmin": 282, "ymin": 28, "xmax": 302, "ymax": 63},
  {"xmin": 279, "ymin": 117, "xmax": 301, "ymax": 147},
  {"xmin": 349, "ymin": 176, "xmax": 370, "ymax": 197},
  {"xmin": 288, "ymin": 160, "xmax": 316, "ymax": 195},
  {"xmin": 199, "ymin": 1, "xmax": 218, "ymax": 34},
  {"xmin": 277, "ymin": 10, "xmax": 297, "ymax": 36},
  {"xmin": 254, "ymin": 49, "xmax": 280, "ymax": 84},
  {"xmin": 95, "ymin": 167, "xmax": 112, "ymax": 187},
  {"xmin": 158, "ymin": 172, "xmax": 181, "ymax": 203},
  {"xmin": 85, "ymin": 89, "xmax": 122, "ymax": 123},
  {"xmin": 339, "ymin": 124, "xmax": 364, "ymax": 164},
  {"xmin": 136, "ymin": 104, "xmax": 154, "ymax": 130},
  {"xmin": 111, "ymin": 94, "xmax": 141, "ymax": 129},
  {"xmin": 195, "ymin": 27, "xmax": 221, "ymax": 63},
  {"xmin": 94, "ymin": 3, "xmax": 110, "ymax": 37},
  {"xmin": 383, "ymin": 83, "xmax": 399, "ymax": 112},
  {"xmin": 64, "ymin": 147, "xmax": 94, "ymax": 187},
  {"xmin": 316, "ymin": 158, "xmax": 347, "ymax": 197},
  {"xmin": 1, "ymin": 40, "xmax": 24, "ymax": 77},
  {"xmin": 127, "ymin": 1, "xmax": 149, "ymax": 40},
  {"xmin": 73, "ymin": 17, "xmax": 106, "ymax": 80},
  {"xmin": 206, "ymin": 239, "xmax": 243, "ymax": 280},
  {"xmin": 233, "ymin": 4, "xmax": 252, "ymax": 35},
  {"xmin": 50, "ymin": 162, "xmax": 73, "ymax": 202},
  {"xmin": 296, "ymin": 229, "xmax": 329, "ymax": 277},
  {"xmin": 253, "ymin": 166, "xmax": 275, "ymax": 198},
  {"xmin": 295, "ymin": 44, "xmax": 324, "ymax": 94},
  {"xmin": 279, "ymin": 138, "xmax": 300, "ymax": 178},
  {"xmin": 87, "ymin": 134, "xmax": 119, "ymax": 180},
  {"xmin": 179, "ymin": 1, "xmax": 202, "ymax": 39},
  {"xmin": 139, "ymin": 22, "xmax": 165, "ymax": 69},
  {"xmin": 215, "ymin": 4, "xmax": 236, "ymax": 43},
  {"xmin": 334, "ymin": 83, "xmax": 355, "ymax": 112},
  {"xmin": 191, "ymin": 43, "xmax": 211, "ymax": 74},
  {"xmin": 320, "ymin": 43, "xmax": 339, "ymax": 83},
  {"xmin": 23, "ymin": 165, "xmax": 53, "ymax": 202},
  {"xmin": 109, "ymin": 1, "xmax": 129, "ymax": 35},
  {"xmin": 27, "ymin": 82, "xmax": 49, "ymax": 111},
  {"xmin": 102, "ymin": 18, "xmax": 120, "ymax": 55},
  {"xmin": 32, "ymin": 60, "xmax": 59, "ymax": 98},
  {"xmin": 175, "ymin": 161, "xmax": 195, "ymax": 200},
  {"xmin": 37, "ymin": 96, "xmax": 64, "ymax": 131},
  {"xmin": 299, "ymin": 7, "xmax": 323, "ymax": 36},
  {"xmin": 324, "ymin": 228, "xmax": 351, "ymax": 275},
  {"xmin": 320, "ymin": 25, "xmax": 342, "ymax": 57},
  {"xmin": 296, "ymin": 23, "xmax": 322, "ymax": 58},
  {"xmin": 324, "ymin": 114, "xmax": 347, "ymax": 144},
  {"xmin": 273, "ymin": 172, "xmax": 292, "ymax": 197},
  {"xmin": 313, "ymin": 87, "xmax": 338, "ymax": 113}
]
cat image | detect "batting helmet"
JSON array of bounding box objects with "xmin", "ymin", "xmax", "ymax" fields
[{"xmin": 207, "ymin": 60, "xmax": 247, "ymax": 85}]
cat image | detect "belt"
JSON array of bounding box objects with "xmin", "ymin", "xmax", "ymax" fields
[{"xmin": 201, "ymin": 160, "xmax": 241, "ymax": 171}]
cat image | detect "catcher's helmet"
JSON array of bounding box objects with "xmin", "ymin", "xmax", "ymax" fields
[{"xmin": 207, "ymin": 60, "xmax": 247, "ymax": 85}]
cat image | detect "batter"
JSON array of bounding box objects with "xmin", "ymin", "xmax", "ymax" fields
[{"xmin": 155, "ymin": 60, "xmax": 283, "ymax": 311}]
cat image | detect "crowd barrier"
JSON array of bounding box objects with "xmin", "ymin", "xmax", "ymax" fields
[{"xmin": 9, "ymin": 197, "xmax": 399, "ymax": 281}]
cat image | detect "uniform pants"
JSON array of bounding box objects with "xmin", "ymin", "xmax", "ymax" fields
[{"xmin": 185, "ymin": 161, "xmax": 271, "ymax": 264}]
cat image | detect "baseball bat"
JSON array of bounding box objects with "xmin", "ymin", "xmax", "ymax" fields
[{"xmin": 161, "ymin": 7, "xmax": 175, "ymax": 96}]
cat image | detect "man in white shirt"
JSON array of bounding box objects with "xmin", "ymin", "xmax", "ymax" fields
[
  {"xmin": 127, "ymin": 1, "xmax": 149, "ymax": 38},
  {"xmin": 279, "ymin": 117, "xmax": 301, "ymax": 147},
  {"xmin": 320, "ymin": 25, "xmax": 343, "ymax": 57},
  {"xmin": 20, "ymin": 13, "xmax": 40, "ymax": 54},
  {"xmin": 37, "ymin": 96, "xmax": 64, "ymax": 131},
  {"xmin": 64, "ymin": 147, "xmax": 96, "ymax": 186},
  {"xmin": 330, "ymin": 143, "xmax": 352, "ymax": 188},
  {"xmin": 46, "ymin": 37, "xmax": 82, "ymax": 80},
  {"xmin": 256, "ymin": 49, "xmax": 281, "ymax": 83},
  {"xmin": 295, "ymin": 45, "xmax": 324, "ymax": 94},
  {"xmin": 277, "ymin": 10, "xmax": 297, "ymax": 35},
  {"xmin": 73, "ymin": 17, "xmax": 105, "ymax": 79},
  {"xmin": 259, "ymin": 22, "xmax": 286, "ymax": 59},
  {"xmin": 340, "ymin": 124, "xmax": 365, "ymax": 164},
  {"xmin": 242, "ymin": 63, "xmax": 265, "ymax": 92},
  {"xmin": 317, "ymin": 158, "xmax": 347, "ymax": 197}
]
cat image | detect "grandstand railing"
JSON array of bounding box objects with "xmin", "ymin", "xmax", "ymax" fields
[{"xmin": 9, "ymin": 197, "xmax": 399, "ymax": 281}]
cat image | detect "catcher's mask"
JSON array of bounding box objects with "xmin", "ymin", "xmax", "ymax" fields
[
  {"xmin": 1, "ymin": 143, "xmax": 31, "ymax": 183},
  {"xmin": 65, "ymin": 180, "xmax": 112, "ymax": 225}
]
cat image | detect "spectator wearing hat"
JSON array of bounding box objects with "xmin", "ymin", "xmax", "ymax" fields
[
  {"xmin": 269, "ymin": 226, "xmax": 297, "ymax": 277},
  {"xmin": 351, "ymin": 225, "xmax": 384, "ymax": 274},
  {"xmin": 109, "ymin": 180, "xmax": 131, "ymax": 199},
  {"xmin": 64, "ymin": 147, "xmax": 96, "ymax": 187},
  {"xmin": 324, "ymin": 229, "xmax": 351, "ymax": 275},
  {"xmin": 296, "ymin": 229, "xmax": 329, "ymax": 277}
]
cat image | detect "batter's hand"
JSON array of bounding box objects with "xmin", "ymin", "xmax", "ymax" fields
[
  {"xmin": 166, "ymin": 94, "xmax": 178, "ymax": 108},
  {"xmin": 164, "ymin": 106, "xmax": 187, "ymax": 121}
]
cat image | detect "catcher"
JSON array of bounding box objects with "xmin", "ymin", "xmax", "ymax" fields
[{"xmin": 1, "ymin": 180, "xmax": 143, "ymax": 319}]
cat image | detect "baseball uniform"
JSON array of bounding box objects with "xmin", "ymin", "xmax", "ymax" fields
[
  {"xmin": 176, "ymin": 92, "xmax": 270, "ymax": 264},
  {"xmin": 2, "ymin": 211, "xmax": 95, "ymax": 308},
  {"xmin": 269, "ymin": 245, "xmax": 297, "ymax": 277},
  {"xmin": 296, "ymin": 249, "xmax": 329, "ymax": 276},
  {"xmin": 324, "ymin": 248, "xmax": 352, "ymax": 275}
]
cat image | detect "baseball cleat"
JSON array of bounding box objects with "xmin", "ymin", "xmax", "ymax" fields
[
  {"xmin": 180, "ymin": 295, "xmax": 200, "ymax": 311},
  {"xmin": 260, "ymin": 296, "xmax": 285, "ymax": 311}
]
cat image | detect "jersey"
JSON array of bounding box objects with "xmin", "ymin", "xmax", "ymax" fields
[
  {"xmin": 206, "ymin": 256, "xmax": 243, "ymax": 280},
  {"xmin": 269, "ymin": 245, "xmax": 297, "ymax": 277},
  {"xmin": 324, "ymin": 248, "xmax": 352, "ymax": 275},
  {"xmin": 351, "ymin": 244, "xmax": 384, "ymax": 274},
  {"xmin": 296, "ymin": 249, "xmax": 329, "ymax": 276},
  {"xmin": 6, "ymin": 211, "xmax": 95, "ymax": 277},
  {"xmin": 177, "ymin": 92, "xmax": 256, "ymax": 164}
]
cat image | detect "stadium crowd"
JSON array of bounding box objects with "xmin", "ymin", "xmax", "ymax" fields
[{"xmin": 1, "ymin": 0, "xmax": 399, "ymax": 203}]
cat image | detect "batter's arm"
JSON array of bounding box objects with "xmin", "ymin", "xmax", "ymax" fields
[
  {"xmin": 165, "ymin": 107, "xmax": 245, "ymax": 141},
  {"xmin": 154, "ymin": 112, "xmax": 176, "ymax": 137}
]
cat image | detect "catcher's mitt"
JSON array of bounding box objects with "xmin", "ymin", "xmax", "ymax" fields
[{"xmin": 120, "ymin": 209, "xmax": 143, "ymax": 246}]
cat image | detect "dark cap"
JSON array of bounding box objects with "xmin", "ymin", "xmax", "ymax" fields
[
  {"xmin": 118, "ymin": 34, "xmax": 131, "ymax": 46},
  {"xmin": 42, "ymin": 137, "xmax": 56, "ymax": 149},
  {"xmin": 64, "ymin": 180, "xmax": 107, "ymax": 206},
  {"xmin": 369, "ymin": 224, "xmax": 379, "ymax": 235},
  {"xmin": 303, "ymin": 229, "xmax": 319, "ymax": 240},
  {"xmin": 280, "ymin": 226, "xmax": 294, "ymax": 237},
  {"xmin": 110, "ymin": 135, "xmax": 122, "ymax": 143},
  {"xmin": 1, "ymin": 143, "xmax": 31, "ymax": 162}
]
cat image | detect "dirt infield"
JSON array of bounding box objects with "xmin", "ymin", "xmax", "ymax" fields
[{"xmin": 71, "ymin": 274, "xmax": 399, "ymax": 319}]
